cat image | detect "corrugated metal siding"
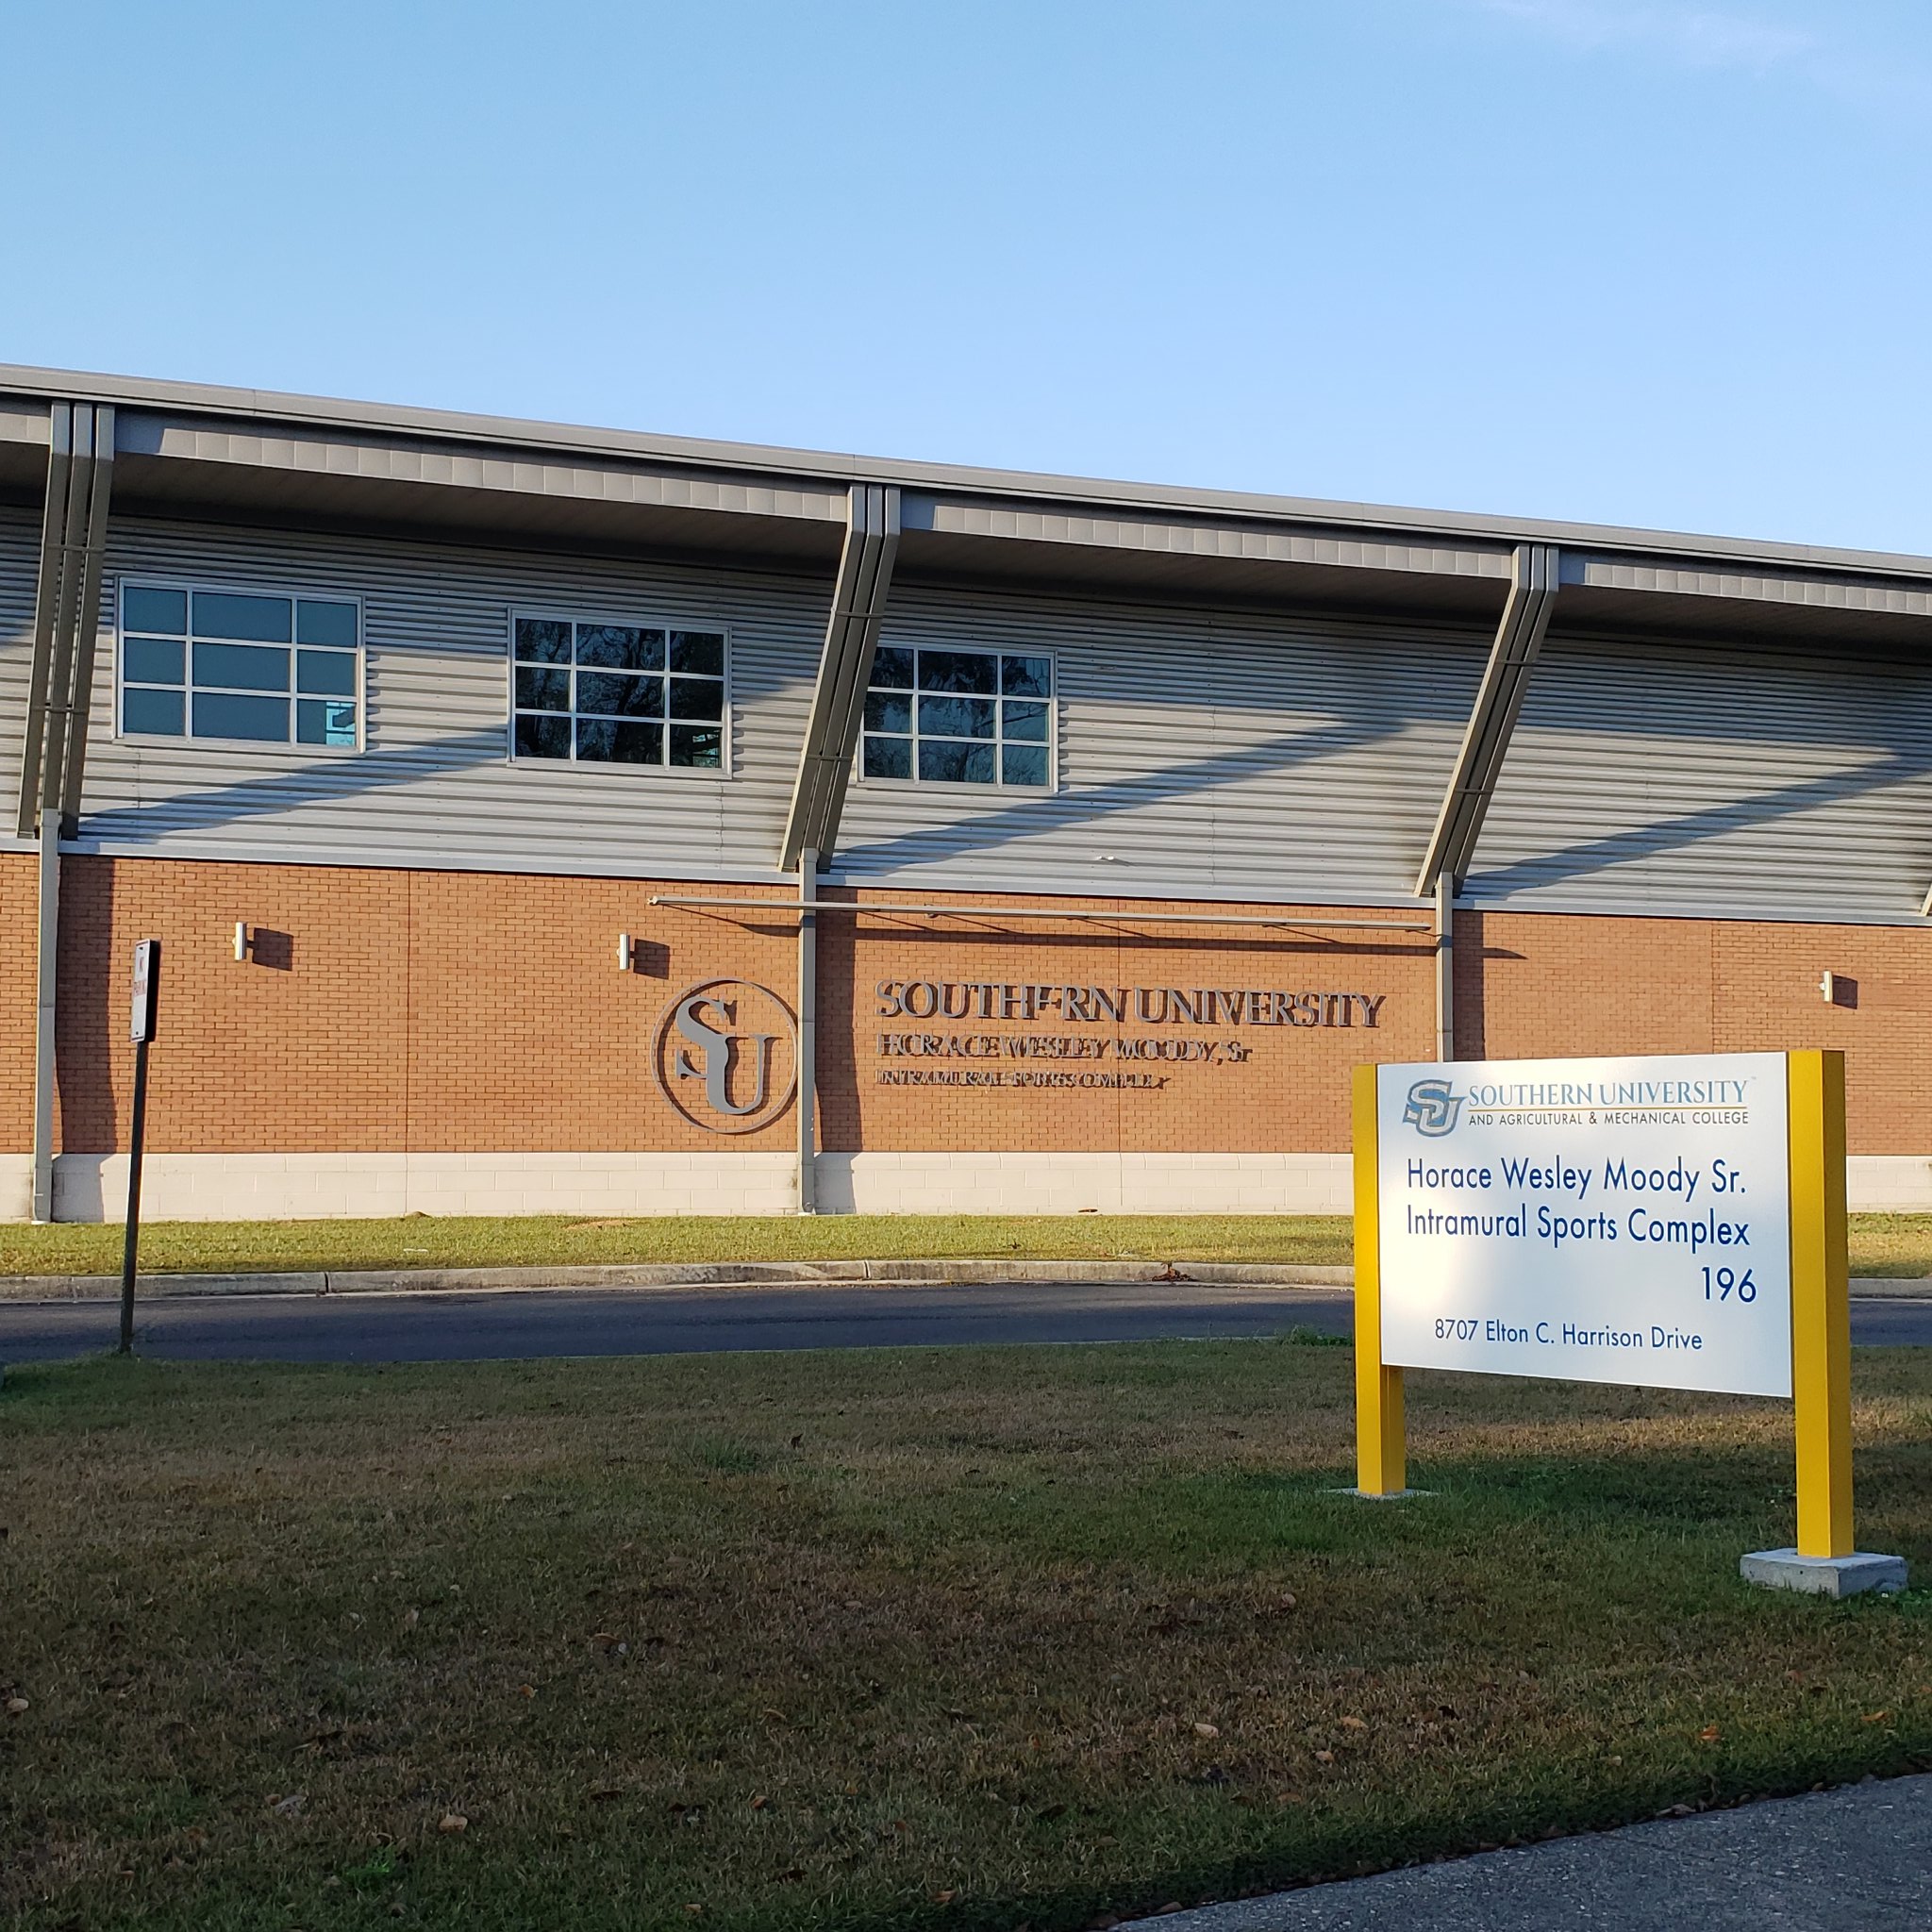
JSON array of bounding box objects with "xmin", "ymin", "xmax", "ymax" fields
[
  {"xmin": 1475, "ymin": 632, "xmax": 1932, "ymax": 918},
  {"xmin": 3, "ymin": 508, "xmax": 1930, "ymax": 920},
  {"xmin": 832, "ymin": 587, "xmax": 1490, "ymax": 903},
  {"xmin": 0, "ymin": 508, "xmax": 825, "ymax": 879},
  {"xmin": 0, "ymin": 510, "xmax": 38, "ymax": 814}
]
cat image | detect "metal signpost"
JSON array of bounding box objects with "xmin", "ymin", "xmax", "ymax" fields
[
  {"xmin": 120, "ymin": 940, "xmax": 159, "ymax": 1356},
  {"xmin": 1352, "ymin": 1049, "xmax": 1906, "ymax": 1597}
]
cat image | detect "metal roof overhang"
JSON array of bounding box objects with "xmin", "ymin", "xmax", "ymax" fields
[{"xmin": 3, "ymin": 367, "xmax": 1930, "ymax": 648}]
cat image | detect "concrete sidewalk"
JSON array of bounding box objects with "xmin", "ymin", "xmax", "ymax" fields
[
  {"xmin": 1122, "ymin": 1774, "xmax": 1932, "ymax": 1929},
  {"xmin": 0, "ymin": 1257, "xmax": 1349, "ymax": 1301},
  {"xmin": 3, "ymin": 1257, "xmax": 1930, "ymax": 1301}
]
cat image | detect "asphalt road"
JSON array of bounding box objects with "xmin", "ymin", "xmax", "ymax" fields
[
  {"xmin": 1126, "ymin": 1774, "xmax": 1932, "ymax": 1931},
  {"xmin": 0, "ymin": 1282, "xmax": 1927, "ymax": 1364}
]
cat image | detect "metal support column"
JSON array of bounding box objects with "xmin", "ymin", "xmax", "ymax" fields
[
  {"xmin": 18, "ymin": 400, "xmax": 115, "ymax": 1223},
  {"xmin": 1433, "ymin": 870, "xmax": 1455, "ymax": 1063},
  {"xmin": 796, "ymin": 849, "xmax": 818, "ymax": 1214}
]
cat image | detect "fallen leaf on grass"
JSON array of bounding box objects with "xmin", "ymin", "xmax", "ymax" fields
[
  {"xmin": 749, "ymin": 1794, "xmax": 769, "ymax": 1811},
  {"xmin": 1314, "ymin": 1750, "xmax": 1335, "ymax": 1765},
  {"xmin": 516, "ymin": 1684, "xmax": 536, "ymax": 1699},
  {"xmin": 1862, "ymin": 1710, "xmax": 1893, "ymax": 1724},
  {"xmin": 1191, "ymin": 1722, "xmax": 1219, "ymax": 1739},
  {"xmin": 5, "ymin": 1697, "xmax": 27, "ymax": 1715},
  {"xmin": 930, "ymin": 1890, "xmax": 957, "ymax": 1905},
  {"xmin": 1340, "ymin": 1716, "xmax": 1368, "ymax": 1731},
  {"xmin": 400, "ymin": 1609, "xmax": 419, "ymax": 1629},
  {"xmin": 273, "ymin": 1793, "xmax": 308, "ymax": 1818},
  {"xmin": 1697, "ymin": 1725, "xmax": 1721, "ymax": 1743},
  {"xmin": 438, "ymin": 1813, "xmax": 467, "ymax": 1835}
]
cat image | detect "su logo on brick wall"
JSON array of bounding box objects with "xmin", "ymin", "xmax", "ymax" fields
[{"xmin": 652, "ymin": 980, "xmax": 798, "ymax": 1134}]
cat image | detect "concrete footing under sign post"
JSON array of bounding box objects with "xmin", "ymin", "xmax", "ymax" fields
[{"xmin": 1740, "ymin": 1548, "xmax": 1907, "ymax": 1598}]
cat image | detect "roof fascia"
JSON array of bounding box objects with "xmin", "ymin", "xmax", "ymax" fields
[{"xmin": 4, "ymin": 362, "xmax": 1930, "ymax": 587}]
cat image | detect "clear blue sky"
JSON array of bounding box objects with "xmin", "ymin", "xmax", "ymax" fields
[{"xmin": 6, "ymin": 2, "xmax": 1928, "ymax": 553}]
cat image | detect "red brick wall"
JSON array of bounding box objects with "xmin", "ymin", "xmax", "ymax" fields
[{"xmin": 2, "ymin": 856, "xmax": 1926, "ymax": 1157}]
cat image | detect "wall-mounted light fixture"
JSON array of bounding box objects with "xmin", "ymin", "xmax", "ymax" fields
[
  {"xmin": 234, "ymin": 922, "xmax": 254, "ymax": 962},
  {"xmin": 1820, "ymin": 972, "xmax": 1858, "ymax": 1009},
  {"xmin": 617, "ymin": 932, "xmax": 634, "ymax": 972}
]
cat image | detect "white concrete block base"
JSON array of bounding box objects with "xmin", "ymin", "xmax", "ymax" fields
[
  {"xmin": 2, "ymin": 1147, "xmax": 1929, "ymax": 1223},
  {"xmin": 0, "ymin": 1149, "xmax": 1355, "ymax": 1222},
  {"xmin": 1740, "ymin": 1548, "xmax": 1908, "ymax": 1598}
]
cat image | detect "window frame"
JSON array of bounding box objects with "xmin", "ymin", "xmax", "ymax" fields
[
  {"xmin": 504, "ymin": 606, "xmax": 734, "ymax": 778},
  {"xmin": 855, "ymin": 642, "xmax": 1058, "ymax": 795},
  {"xmin": 113, "ymin": 574, "xmax": 367, "ymax": 757}
]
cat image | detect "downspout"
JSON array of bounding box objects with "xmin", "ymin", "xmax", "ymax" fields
[
  {"xmin": 796, "ymin": 848, "xmax": 817, "ymax": 1213},
  {"xmin": 1434, "ymin": 870, "xmax": 1455, "ymax": 1063}
]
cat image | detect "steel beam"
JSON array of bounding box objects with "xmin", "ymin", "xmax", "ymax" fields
[
  {"xmin": 1413, "ymin": 541, "xmax": 1559, "ymax": 896},
  {"xmin": 16, "ymin": 404, "xmax": 74, "ymax": 839},
  {"xmin": 58, "ymin": 406, "xmax": 116, "ymax": 834},
  {"xmin": 779, "ymin": 482, "xmax": 900, "ymax": 872}
]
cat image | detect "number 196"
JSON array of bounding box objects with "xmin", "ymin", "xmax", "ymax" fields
[{"xmin": 1701, "ymin": 1266, "xmax": 1756, "ymax": 1302}]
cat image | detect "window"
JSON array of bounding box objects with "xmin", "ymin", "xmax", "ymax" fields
[
  {"xmin": 510, "ymin": 615, "xmax": 725, "ymax": 769},
  {"xmin": 118, "ymin": 581, "xmax": 360, "ymax": 748},
  {"xmin": 861, "ymin": 645, "xmax": 1053, "ymax": 787}
]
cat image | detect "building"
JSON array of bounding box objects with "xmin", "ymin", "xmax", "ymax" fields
[{"xmin": 4, "ymin": 365, "xmax": 1930, "ymax": 1223}]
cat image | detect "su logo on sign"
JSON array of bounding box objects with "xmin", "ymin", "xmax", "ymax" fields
[
  {"xmin": 1403, "ymin": 1078, "xmax": 1463, "ymax": 1138},
  {"xmin": 652, "ymin": 980, "xmax": 798, "ymax": 1134}
]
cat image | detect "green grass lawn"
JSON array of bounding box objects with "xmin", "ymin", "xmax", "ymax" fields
[
  {"xmin": 3, "ymin": 1210, "xmax": 1932, "ymax": 1279},
  {"xmin": 4, "ymin": 1342, "xmax": 1929, "ymax": 1930},
  {"xmin": 0, "ymin": 1212, "xmax": 1355, "ymax": 1277}
]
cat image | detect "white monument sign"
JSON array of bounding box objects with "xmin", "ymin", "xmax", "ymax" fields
[{"xmin": 1376, "ymin": 1052, "xmax": 1791, "ymax": 1398}]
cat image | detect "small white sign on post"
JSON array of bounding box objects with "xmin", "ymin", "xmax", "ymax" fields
[{"xmin": 1375, "ymin": 1051, "xmax": 1791, "ymax": 1398}]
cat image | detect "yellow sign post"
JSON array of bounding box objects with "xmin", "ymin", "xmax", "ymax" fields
[
  {"xmin": 1351, "ymin": 1050, "xmax": 1906, "ymax": 1595},
  {"xmin": 1351, "ymin": 1062, "xmax": 1407, "ymax": 1497}
]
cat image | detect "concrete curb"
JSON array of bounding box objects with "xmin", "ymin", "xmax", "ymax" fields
[
  {"xmin": 0, "ymin": 1257, "xmax": 1358, "ymax": 1302},
  {"xmin": 2, "ymin": 1259, "xmax": 1927, "ymax": 1304}
]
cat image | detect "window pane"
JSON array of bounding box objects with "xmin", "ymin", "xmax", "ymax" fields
[
  {"xmin": 1002, "ymin": 699, "xmax": 1048, "ymax": 741},
  {"xmin": 864, "ymin": 691, "xmax": 910, "ymax": 734},
  {"xmin": 918, "ymin": 694, "xmax": 995, "ymax": 739},
  {"xmin": 193, "ymin": 692, "xmax": 289, "ymax": 741},
  {"xmin": 192, "ymin": 591, "xmax": 291, "ymax": 642},
  {"xmin": 669, "ymin": 630, "xmax": 724, "ymax": 677},
  {"xmin": 296, "ymin": 600, "xmax": 358, "ymax": 646},
  {"xmin": 668, "ymin": 675, "xmax": 722, "ymax": 722},
  {"xmin": 871, "ymin": 645, "xmax": 914, "ymax": 689},
  {"xmin": 515, "ymin": 617, "xmax": 572, "ymax": 663},
  {"xmin": 668, "ymin": 724, "xmax": 723, "ymax": 768},
  {"xmin": 576, "ymin": 624, "xmax": 664, "ymax": 671},
  {"xmin": 296, "ymin": 648, "xmax": 356, "ymax": 696},
  {"xmin": 125, "ymin": 637, "xmax": 184, "ymax": 685},
  {"xmin": 577, "ymin": 671, "xmax": 662, "ymax": 718},
  {"xmin": 514, "ymin": 712, "xmax": 572, "ymax": 759},
  {"xmin": 123, "ymin": 687, "xmax": 184, "ymax": 735},
  {"xmin": 918, "ymin": 649, "xmax": 997, "ymax": 694},
  {"xmin": 1003, "ymin": 743, "xmax": 1049, "ymax": 787},
  {"xmin": 1001, "ymin": 655, "xmax": 1052, "ymax": 698},
  {"xmin": 124, "ymin": 586, "xmax": 187, "ymax": 634},
  {"xmin": 514, "ymin": 666, "xmax": 570, "ymax": 711},
  {"xmin": 577, "ymin": 718, "xmax": 663, "ymax": 764},
  {"xmin": 920, "ymin": 740, "xmax": 996, "ymax": 783},
  {"xmin": 863, "ymin": 735, "xmax": 911, "ymax": 779},
  {"xmin": 296, "ymin": 699, "xmax": 358, "ymax": 746},
  {"xmin": 193, "ymin": 642, "xmax": 290, "ymax": 691}
]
